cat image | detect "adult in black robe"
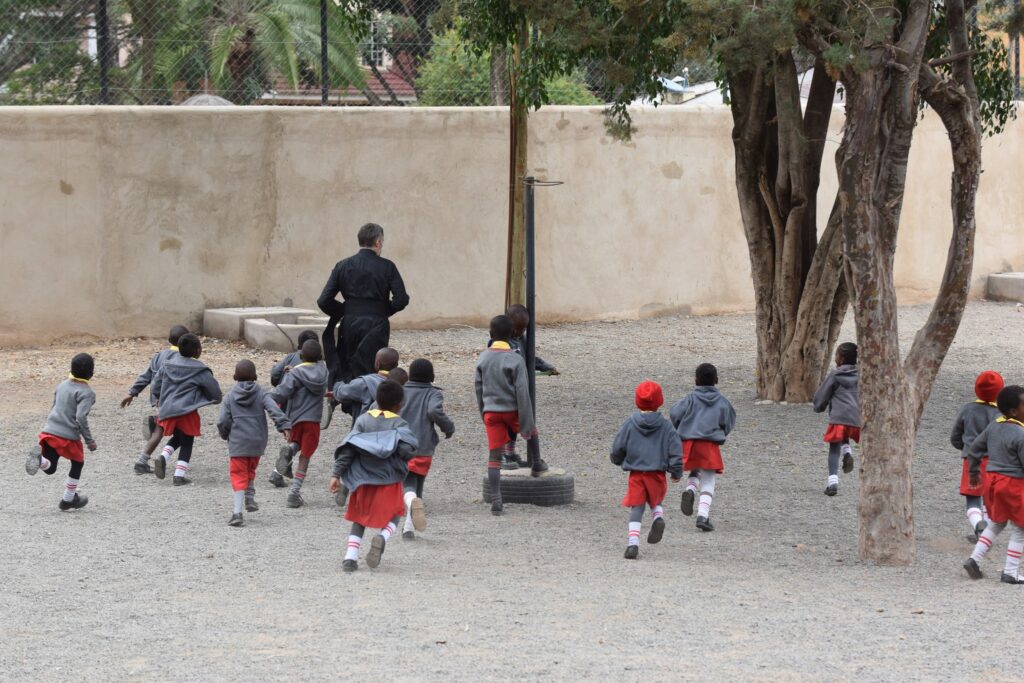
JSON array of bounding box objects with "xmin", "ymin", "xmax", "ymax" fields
[{"xmin": 317, "ymin": 223, "xmax": 409, "ymax": 386}]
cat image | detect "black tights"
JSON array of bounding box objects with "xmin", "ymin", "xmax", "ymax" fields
[
  {"xmin": 404, "ymin": 473, "xmax": 425, "ymax": 499},
  {"xmin": 42, "ymin": 444, "xmax": 83, "ymax": 478},
  {"xmin": 167, "ymin": 430, "xmax": 194, "ymax": 462}
]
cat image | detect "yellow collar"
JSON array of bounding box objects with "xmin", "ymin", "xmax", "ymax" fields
[
  {"xmin": 997, "ymin": 416, "xmax": 1024, "ymax": 428},
  {"xmin": 379, "ymin": 370, "xmax": 390, "ymax": 376},
  {"xmin": 298, "ymin": 361, "xmax": 316, "ymax": 367},
  {"xmin": 368, "ymin": 409, "xmax": 398, "ymax": 418},
  {"xmin": 975, "ymin": 399, "xmax": 998, "ymax": 407},
  {"xmin": 169, "ymin": 346, "xmax": 179, "ymax": 352},
  {"xmin": 68, "ymin": 374, "xmax": 89, "ymax": 384},
  {"xmin": 490, "ymin": 341, "xmax": 511, "ymax": 350}
]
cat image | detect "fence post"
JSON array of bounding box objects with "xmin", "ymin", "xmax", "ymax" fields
[
  {"xmin": 320, "ymin": 0, "xmax": 329, "ymax": 105},
  {"xmin": 96, "ymin": 0, "xmax": 111, "ymax": 104}
]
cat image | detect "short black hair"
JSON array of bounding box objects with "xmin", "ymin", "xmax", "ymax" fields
[
  {"xmin": 997, "ymin": 385, "xmax": 1024, "ymax": 417},
  {"xmin": 490, "ymin": 315, "xmax": 513, "ymax": 341},
  {"xmin": 389, "ymin": 367, "xmax": 408, "ymax": 385},
  {"xmin": 376, "ymin": 379, "xmax": 404, "ymax": 412},
  {"xmin": 178, "ymin": 333, "xmax": 201, "ymax": 358},
  {"xmin": 695, "ymin": 363, "xmax": 718, "ymax": 386},
  {"xmin": 358, "ymin": 222, "xmax": 384, "ymax": 247},
  {"xmin": 297, "ymin": 330, "xmax": 318, "ymax": 347},
  {"xmin": 234, "ymin": 359, "xmax": 257, "ymax": 382},
  {"xmin": 409, "ymin": 358, "xmax": 434, "ymax": 383},
  {"xmin": 837, "ymin": 342, "xmax": 858, "ymax": 366},
  {"xmin": 506, "ymin": 303, "xmax": 529, "ymax": 323},
  {"xmin": 71, "ymin": 352, "xmax": 94, "ymax": 380},
  {"xmin": 300, "ymin": 339, "xmax": 323, "ymax": 363},
  {"xmin": 168, "ymin": 325, "xmax": 190, "ymax": 345}
]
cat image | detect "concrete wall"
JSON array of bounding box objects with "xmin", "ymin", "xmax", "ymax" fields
[{"xmin": 0, "ymin": 104, "xmax": 1021, "ymax": 346}]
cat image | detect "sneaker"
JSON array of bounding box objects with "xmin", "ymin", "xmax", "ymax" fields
[
  {"xmin": 624, "ymin": 545, "xmax": 639, "ymax": 560},
  {"xmin": 680, "ymin": 489, "xmax": 695, "ymax": 516},
  {"xmin": 153, "ymin": 456, "xmax": 166, "ymax": 480},
  {"xmin": 366, "ymin": 535, "xmax": 386, "ymax": 568},
  {"xmin": 1000, "ymin": 572, "xmax": 1024, "ymax": 584},
  {"xmin": 275, "ymin": 446, "xmax": 293, "ymax": 481},
  {"xmin": 342, "ymin": 559, "xmax": 358, "ymax": 573},
  {"xmin": 403, "ymin": 530, "xmax": 416, "ymax": 540},
  {"xmin": 286, "ymin": 491, "xmax": 305, "ymax": 508},
  {"xmin": 825, "ymin": 484, "xmax": 838, "ymax": 496},
  {"xmin": 501, "ymin": 454, "xmax": 520, "ymax": 471},
  {"xmin": 975, "ymin": 519, "xmax": 988, "ymax": 540},
  {"xmin": 842, "ymin": 453, "xmax": 854, "ymax": 474},
  {"xmin": 58, "ymin": 493, "xmax": 89, "ymax": 511},
  {"xmin": 25, "ymin": 445, "xmax": 42, "ymax": 476},
  {"xmin": 530, "ymin": 458, "xmax": 550, "ymax": 477},
  {"xmin": 268, "ymin": 470, "xmax": 286, "ymax": 488},
  {"xmin": 284, "ymin": 462, "xmax": 294, "ymax": 479},
  {"xmin": 133, "ymin": 460, "xmax": 153, "ymax": 475},
  {"xmin": 335, "ymin": 486, "xmax": 349, "ymax": 508},
  {"xmin": 173, "ymin": 476, "xmax": 192, "ymax": 486},
  {"xmin": 647, "ymin": 517, "xmax": 666, "ymax": 544},
  {"xmin": 245, "ymin": 497, "xmax": 259, "ymax": 512},
  {"xmin": 491, "ymin": 500, "xmax": 503, "ymax": 516},
  {"xmin": 228, "ymin": 513, "xmax": 244, "ymax": 527},
  {"xmin": 696, "ymin": 516, "xmax": 715, "ymax": 532},
  {"xmin": 411, "ymin": 497, "xmax": 426, "ymax": 531},
  {"xmin": 964, "ymin": 557, "xmax": 984, "ymax": 580}
]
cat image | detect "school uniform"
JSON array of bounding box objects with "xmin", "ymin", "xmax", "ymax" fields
[
  {"xmin": 670, "ymin": 386, "xmax": 736, "ymax": 473},
  {"xmin": 401, "ymin": 380, "xmax": 455, "ymax": 479},
  {"xmin": 812, "ymin": 365, "xmax": 861, "ymax": 443},
  {"xmin": 333, "ymin": 371, "xmax": 389, "ymax": 425},
  {"xmin": 218, "ymin": 381, "xmax": 291, "ymax": 491},
  {"xmin": 611, "ymin": 411, "xmax": 683, "ymax": 508},
  {"xmin": 474, "ymin": 341, "xmax": 536, "ymax": 449},
  {"xmin": 127, "ymin": 346, "xmax": 179, "ymax": 406},
  {"xmin": 270, "ymin": 351, "xmax": 303, "ymax": 388},
  {"xmin": 31, "ymin": 376, "xmax": 96, "ymax": 509},
  {"xmin": 271, "ymin": 361, "xmax": 328, "ymax": 457},
  {"xmin": 952, "ymin": 400, "xmax": 1001, "ymax": 497},
  {"xmin": 154, "ymin": 355, "xmax": 222, "ymax": 436}
]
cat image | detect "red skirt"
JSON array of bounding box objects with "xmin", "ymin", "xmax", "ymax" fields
[
  {"xmin": 38, "ymin": 433, "xmax": 84, "ymax": 463},
  {"xmin": 621, "ymin": 471, "xmax": 667, "ymax": 507},
  {"xmin": 983, "ymin": 472, "xmax": 1024, "ymax": 527},
  {"xmin": 160, "ymin": 410, "xmax": 201, "ymax": 437},
  {"xmin": 345, "ymin": 482, "xmax": 406, "ymax": 528},
  {"xmin": 824, "ymin": 423, "xmax": 860, "ymax": 444},
  {"xmin": 290, "ymin": 421, "xmax": 321, "ymax": 458},
  {"xmin": 683, "ymin": 440, "xmax": 724, "ymax": 473},
  {"xmin": 960, "ymin": 457, "xmax": 988, "ymax": 496},
  {"xmin": 407, "ymin": 456, "xmax": 432, "ymax": 476}
]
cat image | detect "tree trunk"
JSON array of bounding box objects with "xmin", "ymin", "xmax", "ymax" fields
[{"xmin": 505, "ymin": 25, "xmax": 528, "ymax": 308}]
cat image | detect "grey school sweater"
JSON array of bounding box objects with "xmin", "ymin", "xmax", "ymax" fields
[
  {"xmin": 217, "ymin": 381, "xmax": 291, "ymax": 457},
  {"xmin": 610, "ymin": 411, "xmax": 683, "ymax": 478},
  {"xmin": 812, "ymin": 365, "xmax": 861, "ymax": 428},
  {"xmin": 154, "ymin": 355, "xmax": 222, "ymax": 420},
  {"xmin": 270, "ymin": 351, "xmax": 302, "ymax": 387},
  {"xmin": 127, "ymin": 347, "xmax": 178, "ymax": 406},
  {"xmin": 474, "ymin": 343, "xmax": 536, "ymax": 436},
  {"xmin": 670, "ymin": 386, "xmax": 736, "ymax": 443},
  {"xmin": 271, "ymin": 361, "xmax": 328, "ymax": 425},
  {"xmin": 332, "ymin": 410, "xmax": 418, "ymax": 491},
  {"xmin": 969, "ymin": 419, "xmax": 1024, "ymax": 478},
  {"xmin": 951, "ymin": 401, "xmax": 1001, "ymax": 459},
  {"xmin": 333, "ymin": 372, "xmax": 389, "ymax": 423},
  {"xmin": 401, "ymin": 381, "xmax": 455, "ymax": 456},
  {"xmin": 42, "ymin": 378, "xmax": 96, "ymax": 446}
]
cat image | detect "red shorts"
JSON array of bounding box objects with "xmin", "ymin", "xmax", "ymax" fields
[
  {"xmin": 983, "ymin": 472, "xmax": 1024, "ymax": 527},
  {"xmin": 621, "ymin": 470, "xmax": 667, "ymax": 508},
  {"xmin": 483, "ymin": 412, "xmax": 519, "ymax": 450},
  {"xmin": 824, "ymin": 424, "xmax": 860, "ymax": 444},
  {"xmin": 229, "ymin": 457, "xmax": 260, "ymax": 491},
  {"xmin": 38, "ymin": 433, "xmax": 84, "ymax": 463},
  {"xmin": 344, "ymin": 482, "xmax": 406, "ymax": 528},
  {"xmin": 407, "ymin": 456, "xmax": 432, "ymax": 476},
  {"xmin": 960, "ymin": 457, "xmax": 988, "ymax": 497},
  {"xmin": 683, "ymin": 440, "xmax": 724, "ymax": 473},
  {"xmin": 290, "ymin": 421, "xmax": 321, "ymax": 458},
  {"xmin": 160, "ymin": 411, "xmax": 201, "ymax": 437}
]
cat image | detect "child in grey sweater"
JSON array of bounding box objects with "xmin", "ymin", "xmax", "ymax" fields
[
  {"xmin": 26, "ymin": 353, "xmax": 96, "ymax": 511},
  {"xmin": 331, "ymin": 347, "xmax": 400, "ymax": 427},
  {"xmin": 218, "ymin": 360, "xmax": 291, "ymax": 527},
  {"xmin": 270, "ymin": 330, "xmax": 319, "ymax": 387},
  {"xmin": 951, "ymin": 370, "xmax": 1004, "ymax": 539},
  {"xmin": 812, "ymin": 342, "xmax": 861, "ymax": 497}
]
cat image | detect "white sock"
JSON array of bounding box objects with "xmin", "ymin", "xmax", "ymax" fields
[
  {"xmin": 1006, "ymin": 525, "xmax": 1024, "ymax": 576},
  {"xmin": 971, "ymin": 521, "xmax": 1006, "ymax": 562},
  {"xmin": 380, "ymin": 521, "xmax": 397, "ymax": 542},
  {"xmin": 697, "ymin": 470, "xmax": 716, "ymax": 517},
  {"xmin": 652, "ymin": 504, "xmax": 664, "ymax": 520},
  {"xmin": 628, "ymin": 521, "xmax": 641, "ymax": 546},
  {"xmin": 174, "ymin": 460, "xmax": 190, "ymax": 478},
  {"xmin": 967, "ymin": 507, "xmax": 984, "ymax": 529},
  {"xmin": 841, "ymin": 443, "xmax": 852, "ymax": 456},
  {"xmin": 345, "ymin": 535, "xmax": 361, "ymax": 561},
  {"xmin": 233, "ymin": 491, "xmax": 244, "ymax": 514},
  {"xmin": 686, "ymin": 476, "xmax": 699, "ymax": 494},
  {"xmin": 161, "ymin": 446, "xmax": 174, "ymax": 462},
  {"xmin": 62, "ymin": 477, "xmax": 79, "ymax": 502},
  {"xmin": 827, "ymin": 474, "xmax": 839, "ymax": 487},
  {"xmin": 404, "ymin": 490, "xmax": 416, "ymax": 511},
  {"xmin": 697, "ymin": 493, "xmax": 713, "ymax": 518}
]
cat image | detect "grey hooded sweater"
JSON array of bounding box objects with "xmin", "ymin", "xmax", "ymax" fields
[
  {"xmin": 332, "ymin": 410, "xmax": 418, "ymax": 491},
  {"xmin": 271, "ymin": 361, "xmax": 328, "ymax": 425},
  {"xmin": 670, "ymin": 386, "xmax": 736, "ymax": 443},
  {"xmin": 951, "ymin": 401, "xmax": 1001, "ymax": 459},
  {"xmin": 154, "ymin": 355, "xmax": 222, "ymax": 420},
  {"xmin": 474, "ymin": 344, "xmax": 536, "ymax": 436},
  {"xmin": 127, "ymin": 347, "xmax": 178, "ymax": 406},
  {"xmin": 42, "ymin": 378, "xmax": 96, "ymax": 446},
  {"xmin": 270, "ymin": 351, "xmax": 302, "ymax": 387},
  {"xmin": 812, "ymin": 365, "xmax": 861, "ymax": 428},
  {"xmin": 333, "ymin": 371, "xmax": 388, "ymax": 423},
  {"xmin": 969, "ymin": 419, "xmax": 1024, "ymax": 478},
  {"xmin": 610, "ymin": 411, "xmax": 683, "ymax": 478},
  {"xmin": 217, "ymin": 381, "xmax": 291, "ymax": 457},
  {"xmin": 401, "ymin": 381, "xmax": 455, "ymax": 457}
]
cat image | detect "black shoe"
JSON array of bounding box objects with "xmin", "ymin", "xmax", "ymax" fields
[
  {"xmin": 530, "ymin": 458, "xmax": 550, "ymax": 477},
  {"xmin": 335, "ymin": 486, "xmax": 349, "ymax": 508},
  {"xmin": 696, "ymin": 516, "xmax": 714, "ymax": 532},
  {"xmin": 58, "ymin": 493, "xmax": 88, "ymax": 511},
  {"xmin": 681, "ymin": 489, "xmax": 695, "ymax": 516},
  {"xmin": 491, "ymin": 501, "xmax": 503, "ymax": 516},
  {"xmin": 286, "ymin": 491, "xmax": 304, "ymax": 508},
  {"xmin": 975, "ymin": 519, "xmax": 988, "ymax": 540},
  {"xmin": 501, "ymin": 454, "xmax": 520, "ymax": 471},
  {"xmin": 403, "ymin": 530, "xmax": 415, "ymax": 540},
  {"xmin": 245, "ymin": 497, "xmax": 259, "ymax": 512},
  {"xmin": 25, "ymin": 446, "xmax": 42, "ymax": 476},
  {"xmin": 342, "ymin": 559, "xmax": 358, "ymax": 573},
  {"xmin": 366, "ymin": 535, "xmax": 386, "ymax": 568},
  {"xmin": 268, "ymin": 470, "xmax": 286, "ymax": 488},
  {"xmin": 173, "ymin": 476, "xmax": 192, "ymax": 486},
  {"xmin": 228, "ymin": 513, "xmax": 244, "ymax": 527},
  {"xmin": 964, "ymin": 557, "xmax": 983, "ymax": 580},
  {"xmin": 647, "ymin": 517, "xmax": 665, "ymax": 544},
  {"xmin": 134, "ymin": 461, "xmax": 153, "ymax": 475},
  {"xmin": 1001, "ymin": 572, "xmax": 1024, "ymax": 584},
  {"xmin": 276, "ymin": 446, "xmax": 294, "ymax": 480},
  {"xmin": 825, "ymin": 484, "xmax": 838, "ymax": 496},
  {"xmin": 284, "ymin": 462, "xmax": 294, "ymax": 479},
  {"xmin": 624, "ymin": 545, "xmax": 639, "ymax": 560},
  {"xmin": 842, "ymin": 452, "xmax": 854, "ymax": 474},
  {"xmin": 153, "ymin": 456, "xmax": 166, "ymax": 480}
]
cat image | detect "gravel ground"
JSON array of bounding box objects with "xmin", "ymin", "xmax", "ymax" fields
[{"xmin": 2, "ymin": 301, "xmax": 1024, "ymax": 681}]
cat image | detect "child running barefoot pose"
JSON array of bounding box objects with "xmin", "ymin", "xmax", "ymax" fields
[
  {"xmin": 26, "ymin": 353, "xmax": 97, "ymax": 511},
  {"xmin": 670, "ymin": 363, "xmax": 736, "ymax": 532},
  {"xmin": 951, "ymin": 371, "xmax": 1004, "ymax": 540},
  {"xmin": 812, "ymin": 342, "xmax": 861, "ymax": 496},
  {"xmin": 964, "ymin": 385, "xmax": 1024, "ymax": 584},
  {"xmin": 329, "ymin": 380, "xmax": 417, "ymax": 572},
  {"xmin": 611, "ymin": 381, "xmax": 682, "ymax": 559},
  {"xmin": 217, "ymin": 360, "xmax": 291, "ymax": 527}
]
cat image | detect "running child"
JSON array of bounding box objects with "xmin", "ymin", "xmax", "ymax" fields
[
  {"xmin": 329, "ymin": 380, "xmax": 417, "ymax": 572},
  {"xmin": 812, "ymin": 342, "xmax": 861, "ymax": 496},
  {"xmin": 670, "ymin": 363, "xmax": 736, "ymax": 532},
  {"xmin": 331, "ymin": 347, "xmax": 399, "ymax": 426},
  {"xmin": 611, "ymin": 380, "xmax": 682, "ymax": 559},
  {"xmin": 217, "ymin": 360, "xmax": 292, "ymax": 527},
  {"xmin": 270, "ymin": 330, "xmax": 319, "ymax": 387},
  {"xmin": 25, "ymin": 353, "xmax": 97, "ymax": 511},
  {"xmin": 951, "ymin": 370, "xmax": 1004, "ymax": 539}
]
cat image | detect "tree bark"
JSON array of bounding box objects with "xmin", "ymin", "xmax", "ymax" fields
[{"xmin": 505, "ymin": 24, "xmax": 528, "ymax": 308}]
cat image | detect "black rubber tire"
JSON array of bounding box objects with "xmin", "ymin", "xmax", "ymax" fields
[{"xmin": 481, "ymin": 473, "xmax": 575, "ymax": 506}]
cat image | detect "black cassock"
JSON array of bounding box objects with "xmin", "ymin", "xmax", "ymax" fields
[{"xmin": 317, "ymin": 248, "xmax": 409, "ymax": 386}]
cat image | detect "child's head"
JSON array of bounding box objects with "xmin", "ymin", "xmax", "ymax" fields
[
  {"xmin": 297, "ymin": 330, "xmax": 318, "ymax": 348},
  {"xmin": 836, "ymin": 342, "xmax": 858, "ymax": 366},
  {"xmin": 168, "ymin": 324, "xmax": 190, "ymax": 346},
  {"xmin": 490, "ymin": 315, "xmax": 513, "ymax": 342},
  {"xmin": 506, "ymin": 304, "xmax": 530, "ymax": 337},
  {"xmin": 997, "ymin": 385, "xmax": 1024, "ymax": 420},
  {"xmin": 634, "ymin": 380, "xmax": 663, "ymax": 411},
  {"xmin": 71, "ymin": 353, "xmax": 94, "ymax": 381},
  {"xmin": 376, "ymin": 379, "xmax": 404, "ymax": 412},
  {"xmin": 300, "ymin": 339, "xmax": 323, "ymax": 363},
  {"xmin": 695, "ymin": 363, "xmax": 718, "ymax": 387},
  {"xmin": 975, "ymin": 370, "xmax": 1004, "ymax": 403},
  {"xmin": 375, "ymin": 347, "xmax": 399, "ymax": 372},
  {"xmin": 178, "ymin": 333, "xmax": 202, "ymax": 359},
  {"xmin": 234, "ymin": 359, "xmax": 257, "ymax": 382},
  {"xmin": 409, "ymin": 358, "xmax": 434, "ymax": 383},
  {"xmin": 389, "ymin": 367, "xmax": 409, "ymax": 385}
]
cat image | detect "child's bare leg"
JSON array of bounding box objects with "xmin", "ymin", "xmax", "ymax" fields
[
  {"xmin": 133, "ymin": 427, "xmax": 165, "ymax": 473},
  {"xmin": 287, "ymin": 455, "xmax": 311, "ymax": 507}
]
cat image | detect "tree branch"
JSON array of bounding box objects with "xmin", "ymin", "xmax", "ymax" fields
[{"xmin": 927, "ymin": 50, "xmax": 980, "ymax": 69}]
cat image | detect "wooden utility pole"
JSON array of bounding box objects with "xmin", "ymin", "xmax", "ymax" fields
[{"xmin": 504, "ymin": 20, "xmax": 528, "ymax": 309}]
